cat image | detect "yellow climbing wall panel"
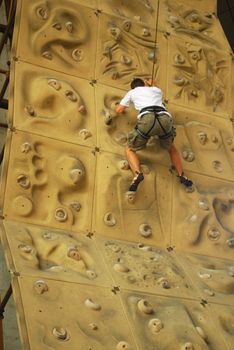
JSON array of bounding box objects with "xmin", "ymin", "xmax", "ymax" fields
[{"xmin": 0, "ymin": 0, "xmax": 234, "ymax": 349}]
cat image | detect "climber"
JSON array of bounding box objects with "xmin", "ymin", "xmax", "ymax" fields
[{"xmin": 115, "ymin": 78, "xmax": 193, "ymax": 193}]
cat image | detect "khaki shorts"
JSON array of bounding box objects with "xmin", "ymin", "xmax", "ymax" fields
[{"xmin": 127, "ymin": 112, "xmax": 175, "ymax": 151}]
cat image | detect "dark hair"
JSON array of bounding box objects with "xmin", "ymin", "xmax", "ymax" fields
[{"xmin": 130, "ymin": 78, "xmax": 145, "ymax": 89}]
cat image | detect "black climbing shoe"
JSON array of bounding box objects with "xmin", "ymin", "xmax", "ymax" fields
[
  {"xmin": 128, "ymin": 172, "xmax": 144, "ymax": 192},
  {"xmin": 179, "ymin": 174, "xmax": 193, "ymax": 188}
]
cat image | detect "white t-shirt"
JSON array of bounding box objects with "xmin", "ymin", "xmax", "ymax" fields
[{"xmin": 120, "ymin": 86, "xmax": 164, "ymax": 111}]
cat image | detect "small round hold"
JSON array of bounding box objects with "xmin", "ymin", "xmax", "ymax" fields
[
  {"xmin": 34, "ymin": 280, "xmax": 48, "ymax": 294},
  {"xmin": 65, "ymin": 21, "xmax": 73, "ymax": 33},
  {"xmin": 69, "ymin": 201, "xmax": 81, "ymax": 212},
  {"xmin": 198, "ymin": 132, "xmax": 207, "ymax": 145},
  {"xmin": 148, "ymin": 51, "xmax": 157, "ymax": 63},
  {"xmin": 42, "ymin": 232, "xmax": 57, "ymax": 240},
  {"xmin": 36, "ymin": 7, "xmax": 48, "ymax": 20},
  {"xmin": 52, "ymin": 327, "xmax": 70, "ymax": 341},
  {"xmin": 65, "ymin": 90, "xmax": 77, "ymax": 102},
  {"xmin": 72, "ymin": 48, "xmax": 84, "ymax": 61},
  {"xmin": 157, "ymin": 277, "xmax": 170, "ymax": 289},
  {"xmin": 24, "ymin": 105, "xmax": 36, "ymax": 117},
  {"xmin": 86, "ymin": 270, "xmax": 97, "ymax": 279},
  {"xmin": 122, "ymin": 20, "xmax": 131, "ymax": 32},
  {"xmin": 212, "ymin": 160, "xmax": 223, "ymax": 173},
  {"xmin": 104, "ymin": 212, "xmax": 116, "ymax": 226},
  {"xmin": 113, "ymin": 263, "xmax": 129, "ymax": 273},
  {"xmin": 207, "ymin": 227, "xmax": 220, "ymax": 241},
  {"xmin": 89, "ymin": 322, "xmax": 98, "ymax": 330},
  {"xmin": 109, "ymin": 27, "xmax": 121, "ymax": 40},
  {"xmin": 116, "ymin": 341, "xmax": 130, "ymax": 350},
  {"xmin": 78, "ymin": 105, "xmax": 86, "ymax": 113},
  {"xmin": 17, "ymin": 174, "xmax": 30, "ymax": 189},
  {"xmin": 48, "ymin": 79, "xmax": 61, "ymax": 90},
  {"xmin": 174, "ymin": 53, "xmax": 185, "ymax": 64},
  {"xmin": 182, "ymin": 150, "xmax": 195, "ymax": 162},
  {"xmin": 142, "ymin": 28, "xmax": 150, "ymax": 36},
  {"xmin": 119, "ymin": 160, "xmax": 130, "ymax": 170},
  {"xmin": 69, "ymin": 168, "xmax": 85, "ymax": 184},
  {"xmin": 42, "ymin": 51, "xmax": 53, "ymax": 60},
  {"xmin": 67, "ymin": 247, "xmax": 81, "ymax": 261},
  {"xmin": 54, "ymin": 208, "xmax": 68, "ymax": 222},
  {"xmin": 139, "ymin": 224, "xmax": 152, "ymax": 238},
  {"xmin": 148, "ymin": 318, "xmax": 163, "ymax": 333},
  {"xmin": 226, "ymin": 238, "xmax": 234, "ymax": 247},
  {"xmin": 137, "ymin": 299, "xmax": 154, "ymax": 314},
  {"xmin": 79, "ymin": 129, "xmax": 92, "ymax": 140},
  {"xmin": 125, "ymin": 191, "xmax": 136, "ymax": 204},
  {"xmin": 181, "ymin": 343, "xmax": 194, "ymax": 350},
  {"xmin": 84, "ymin": 298, "xmax": 101, "ymax": 311},
  {"xmin": 18, "ymin": 244, "xmax": 33, "ymax": 253},
  {"xmin": 20, "ymin": 142, "xmax": 32, "ymax": 153}
]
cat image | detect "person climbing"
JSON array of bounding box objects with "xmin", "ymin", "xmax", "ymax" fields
[{"xmin": 115, "ymin": 78, "xmax": 193, "ymax": 193}]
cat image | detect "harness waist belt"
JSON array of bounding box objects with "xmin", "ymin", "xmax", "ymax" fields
[{"xmin": 137, "ymin": 105, "xmax": 172, "ymax": 120}]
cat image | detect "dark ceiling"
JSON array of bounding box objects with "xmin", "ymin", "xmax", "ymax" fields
[{"xmin": 217, "ymin": 0, "xmax": 234, "ymax": 52}]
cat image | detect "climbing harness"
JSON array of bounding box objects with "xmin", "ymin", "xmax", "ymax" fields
[{"xmin": 135, "ymin": 106, "xmax": 175, "ymax": 141}]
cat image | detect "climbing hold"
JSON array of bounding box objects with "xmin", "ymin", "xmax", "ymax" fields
[
  {"xmin": 86, "ymin": 270, "xmax": 97, "ymax": 279},
  {"xmin": 65, "ymin": 21, "xmax": 73, "ymax": 33},
  {"xmin": 17, "ymin": 174, "xmax": 30, "ymax": 189},
  {"xmin": 34, "ymin": 280, "xmax": 48, "ymax": 294},
  {"xmin": 65, "ymin": 90, "xmax": 77, "ymax": 102},
  {"xmin": 137, "ymin": 299, "xmax": 154, "ymax": 314},
  {"xmin": 207, "ymin": 227, "xmax": 220, "ymax": 241},
  {"xmin": 69, "ymin": 201, "xmax": 81, "ymax": 212},
  {"xmin": 181, "ymin": 343, "xmax": 194, "ymax": 350},
  {"xmin": 20, "ymin": 142, "xmax": 32, "ymax": 153},
  {"xmin": 89, "ymin": 323, "xmax": 98, "ymax": 330},
  {"xmin": 198, "ymin": 198, "xmax": 209, "ymax": 210},
  {"xmin": 54, "ymin": 208, "xmax": 68, "ymax": 222},
  {"xmin": 139, "ymin": 224, "xmax": 152, "ymax": 238},
  {"xmin": 113, "ymin": 263, "xmax": 129, "ymax": 273},
  {"xmin": 67, "ymin": 247, "xmax": 81, "ymax": 261},
  {"xmin": 72, "ymin": 48, "xmax": 84, "ymax": 61},
  {"xmin": 84, "ymin": 298, "xmax": 101, "ymax": 311},
  {"xmin": 42, "ymin": 51, "xmax": 52, "ymax": 60},
  {"xmin": 79, "ymin": 129, "xmax": 92, "ymax": 140},
  {"xmin": 104, "ymin": 212, "xmax": 116, "ymax": 226},
  {"xmin": 48, "ymin": 79, "xmax": 61, "ymax": 90},
  {"xmin": 116, "ymin": 341, "xmax": 130, "ymax": 350},
  {"xmin": 52, "ymin": 22, "xmax": 62, "ymax": 30},
  {"xmin": 148, "ymin": 318, "xmax": 163, "ymax": 333},
  {"xmin": 36, "ymin": 7, "xmax": 48, "ymax": 20},
  {"xmin": 52, "ymin": 327, "xmax": 70, "ymax": 341},
  {"xmin": 24, "ymin": 105, "xmax": 36, "ymax": 117}
]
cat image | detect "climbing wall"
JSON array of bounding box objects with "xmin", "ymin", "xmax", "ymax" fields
[{"xmin": 0, "ymin": 0, "xmax": 234, "ymax": 349}]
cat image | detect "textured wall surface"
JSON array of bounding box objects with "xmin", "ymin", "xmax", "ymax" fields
[{"xmin": 0, "ymin": 0, "xmax": 234, "ymax": 349}]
